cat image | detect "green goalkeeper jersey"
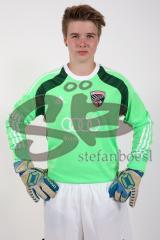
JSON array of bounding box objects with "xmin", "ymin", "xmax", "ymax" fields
[{"xmin": 6, "ymin": 63, "xmax": 152, "ymax": 183}]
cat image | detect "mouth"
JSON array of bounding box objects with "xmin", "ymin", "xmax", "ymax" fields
[{"xmin": 77, "ymin": 51, "xmax": 88, "ymax": 55}]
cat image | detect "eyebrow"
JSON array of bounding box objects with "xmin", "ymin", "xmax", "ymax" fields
[{"xmin": 69, "ymin": 32, "xmax": 97, "ymax": 36}]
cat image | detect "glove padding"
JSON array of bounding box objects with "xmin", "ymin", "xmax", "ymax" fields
[
  {"xmin": 14, "ymin": 160, "xmax": 59, "ymax": 202},
  {"xmin": 108, "ymin": 168, "xmax": 144, "ymax": 207}
]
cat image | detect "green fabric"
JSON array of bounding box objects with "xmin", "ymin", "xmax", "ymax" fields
[{"xmin": 6, "ymin": 65, "xmax": 152, "ymax": 183}]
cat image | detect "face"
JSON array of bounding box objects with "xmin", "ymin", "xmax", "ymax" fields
[{"xmin": 64, "ymin": 20, "xmax": 100, "ymax": 64}]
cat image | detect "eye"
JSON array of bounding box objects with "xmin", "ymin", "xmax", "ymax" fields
[
  {"xmin": 87, "ymin": 35, "xmax": 94, "ymax": 39},
  {"xmin": 72, "ymin": 35, "xmax": 79, "ymax": 38}
]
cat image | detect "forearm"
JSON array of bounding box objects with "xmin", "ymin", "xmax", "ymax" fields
[{"xmin": 127, "ymin": 115, "xmax": 153, "ymax": 172}]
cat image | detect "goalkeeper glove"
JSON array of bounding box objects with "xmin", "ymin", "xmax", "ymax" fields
[
  {"xmin": 108, "ymin": 168, "xmax": 144, "ymax": 207},
  {"xmin": 14, "ymin": 160, "xmax": 59, "ymax": 202}
]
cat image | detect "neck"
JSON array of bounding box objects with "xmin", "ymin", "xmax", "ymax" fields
[{"xmin": 67, "ymin": 61, "xmax": 96, "ymax": 76}]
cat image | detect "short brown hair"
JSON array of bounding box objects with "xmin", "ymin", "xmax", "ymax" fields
[{"xmin": 62, "ymin": 4, "xmax": 106, "ymax": 38}]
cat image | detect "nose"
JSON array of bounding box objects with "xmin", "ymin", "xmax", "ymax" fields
[{"xmin": 79, "ymin": 37, "xmax": 87, "ymax": 48}]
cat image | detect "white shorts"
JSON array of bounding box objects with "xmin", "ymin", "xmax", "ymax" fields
[{"xmin": 44, "ymin": 182, "xmax": 132, "ymax": 240}]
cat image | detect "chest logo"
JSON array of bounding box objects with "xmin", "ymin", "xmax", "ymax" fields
[{"xmin": 90, "ymin": 91, "xmax": 105, "ymax": 107}]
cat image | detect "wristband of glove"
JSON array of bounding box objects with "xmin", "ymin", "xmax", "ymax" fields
[
  {"xmin": 108, "ymin": 168, "xmax": 144, "ymax": 207},
  {"xmin": 14, "ymin": 160, "xmax": 59, "ymax": 202}
]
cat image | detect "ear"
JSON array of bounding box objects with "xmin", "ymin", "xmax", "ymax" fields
[{"xmin": 64, "ymin": 37, "xmax": 68, "ymax": 47}]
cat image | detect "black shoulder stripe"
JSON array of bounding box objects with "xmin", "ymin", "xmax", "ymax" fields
[
  {"xmin": 98, "ymin": 66, "xmax": 128, "ymax": 115},
  {"xmin": 35, "ymin": 67, "xmax": 67, "ymax": 116}
]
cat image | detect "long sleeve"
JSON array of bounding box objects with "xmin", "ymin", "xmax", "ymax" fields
[
  {"xmin": 6, "ymin": 80, "xmax": 41, "ymax": 161},
  {"xmin": 6, "ymin": 69, "xmax": 61, "ymax": 161},
  {"xmin": 123, "ymin": 80, "xmax": 153, "ymax": 172}
]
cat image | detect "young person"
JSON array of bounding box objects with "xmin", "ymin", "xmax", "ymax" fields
[{"xmin": 6, "ymin": 4, "xmax": 152, "ymax": 240}]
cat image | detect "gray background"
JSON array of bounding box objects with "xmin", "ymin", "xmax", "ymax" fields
[{"xmin": 0, "ymin": 0, "xmax": 159, "ymax": 239}]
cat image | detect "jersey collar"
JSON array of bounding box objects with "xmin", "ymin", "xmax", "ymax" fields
[{"xmin": 63, "ymin": 63, "xmax": 100, "ymax": 81}]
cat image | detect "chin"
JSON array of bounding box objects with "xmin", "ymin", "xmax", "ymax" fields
[{"xmin": 78, "ymin": 56, "xmax": 90, "ymax": 62}]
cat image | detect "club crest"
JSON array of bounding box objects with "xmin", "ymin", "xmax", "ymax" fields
[{"xmin": 90, "ymin": 91, "xmax": 105, "ymax": 107}]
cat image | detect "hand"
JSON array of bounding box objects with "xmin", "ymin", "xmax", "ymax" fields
[
  {"xmin": 108, "ymin": 168, "xmax": 143, "ymax": 207},
  {"xmin": 14, "ymin": 160, "xmax": 59, "ymax": 202}
]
